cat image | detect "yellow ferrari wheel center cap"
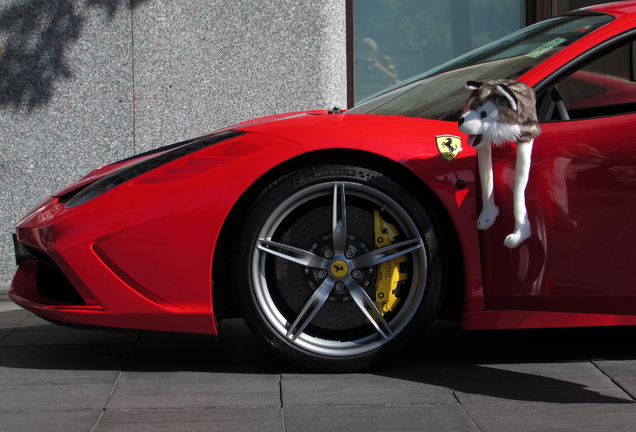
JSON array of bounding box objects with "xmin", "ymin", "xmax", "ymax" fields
[{"xmin": 330, "ymin": 260, "xmax": 349, "ymax": 278}]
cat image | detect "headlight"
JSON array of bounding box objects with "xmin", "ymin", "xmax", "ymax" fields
[{"xmin": 65, "ymin": 131, "xmax": 245, "ymax": 208}]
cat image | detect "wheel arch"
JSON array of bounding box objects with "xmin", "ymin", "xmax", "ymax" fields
[{"xmin": 211, "ymin": 149, "xmax": 465, "ymax": 324}]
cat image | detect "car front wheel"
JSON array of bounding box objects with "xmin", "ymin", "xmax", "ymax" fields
[{"xmin": 232, "ymin": 164, "xmax": 446, "ymax": 371}]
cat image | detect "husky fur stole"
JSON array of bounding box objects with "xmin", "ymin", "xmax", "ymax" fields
[{"xmin": 458, "ymin": 79, "xmax": 541, "ymax": 248}]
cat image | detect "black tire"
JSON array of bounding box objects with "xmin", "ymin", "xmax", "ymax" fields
[{"xmin": 232, "ymin": 164, "xmax": 446, "ymax": 372}]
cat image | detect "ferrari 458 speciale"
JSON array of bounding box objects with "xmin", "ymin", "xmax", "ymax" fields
[{"xmin": 11, "ymin": 1, "xmax": 636, "ymax": 371}]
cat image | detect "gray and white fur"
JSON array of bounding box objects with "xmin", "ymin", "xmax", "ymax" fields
[{"xmin": 458, "ymin": 79, "xmax": 541, "ymax": 248}]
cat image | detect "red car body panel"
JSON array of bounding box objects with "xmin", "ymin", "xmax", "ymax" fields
[
  {"xmin": 477, "ymin": 113, "xmax": 636, "ymax": 312},
  {"xmin": 10, "ymin": 1, "xmax": 636, "ymax": 334},
  {"xmin": 12, "ymin": 132, "xmax": 304, "ymax": 334}
]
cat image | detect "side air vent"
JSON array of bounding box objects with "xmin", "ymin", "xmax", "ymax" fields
[
  {"xmin": 36, "ymin": 257, "xmax": 86, "ymax": 305},
  {"xmin": 14, "ymin": 236, "xmax": 85, "ymax": 305},
  {"xmin": 140, "ymin": 141, "xmax": 260, "ymax": 185}
]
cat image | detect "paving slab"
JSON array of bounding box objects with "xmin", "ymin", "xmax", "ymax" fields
[
  {"xmin": 0, "ymin": 383, "xmax": 114, "ymax": 413},
  {"xmin": 95, "ymin": 407, "xmax": 284, "ymax": 432},
  {"xmin": 463, "ymin": 402, "xmax": 636, "ymax": 432},
  {"xmin": 0, "ymin": 412, "xmax": 101, "ymax": 432},
  {"xmin": 0, "ymin": 302, "xmax": 23, "ymax": 314},
  {"xmin": 594, "ymin": 359, "xmax": 636, "ymax": 376},
  {"xmin": 13, "ymin": 314, "xmax": 68, "ymax": 331},
  {"xmin": 282, "ymin": 370, "xmax": 455, "ymax": 406},
  {"xmin": 594, "ymin": 359, "xmax": 636, "ymax": 400},
  {"xmin": 438, "ymin": 361, "xmax": 633, "ymax": 404},
  {"xmin": 0, "ymin": 310, "xmax": 29, "ymax": 328},
  {"xmin": 283, "ymin": 405, "xmax": 479, "ymax": 432},
  {"xmin": 106, "ymin": 371, "xmax": 282, "ymax": 409}
]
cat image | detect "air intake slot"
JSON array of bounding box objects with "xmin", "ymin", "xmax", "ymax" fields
[{"xmin": 35, "ymin": 256, "xmax": 86, "ymax": 305}]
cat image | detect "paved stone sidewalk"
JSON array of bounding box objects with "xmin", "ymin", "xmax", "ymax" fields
[{"xmin": 3, "ymin": 282, "xmax": 636, "ymax": 431}]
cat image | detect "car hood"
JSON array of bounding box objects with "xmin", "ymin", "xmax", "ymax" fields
[
  {"xmin": 52, "ymin": 110, "xmax": 469, "ymax": 200},
  {"xmin": 51, "ymin": 110, "xmax": 326, "ymax": 198}
]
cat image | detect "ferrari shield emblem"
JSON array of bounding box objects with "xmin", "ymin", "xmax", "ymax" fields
[{"xmin": 435, "ymin": 135, "xmax": 462, "ymax": 162}]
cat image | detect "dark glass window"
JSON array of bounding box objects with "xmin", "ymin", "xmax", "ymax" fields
[
  {"xmin": 347, "ymin": 13, "xmax": 613, "ymax": 121},
  {"xmin": 352, "ymin": 0, "xmax": 527, "ymax": 104}
]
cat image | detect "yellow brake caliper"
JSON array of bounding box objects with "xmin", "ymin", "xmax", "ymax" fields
[{"xmin": 373, "ymin": 209, "xmax": 408, "ymax": 315}]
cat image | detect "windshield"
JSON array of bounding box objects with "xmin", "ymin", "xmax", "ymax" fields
[{"xmin": 347, "ymin": 13, "xmax": 613, "ymax": 121}]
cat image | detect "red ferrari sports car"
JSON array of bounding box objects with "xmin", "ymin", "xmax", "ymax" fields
[{"xmin": 10, "ymin": 1, "xmax": 636, "ymax": 371}]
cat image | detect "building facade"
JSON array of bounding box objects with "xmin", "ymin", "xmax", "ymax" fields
[{"xmin": 0, "ymin": 0, "xmax": 347, "ymax": 281}]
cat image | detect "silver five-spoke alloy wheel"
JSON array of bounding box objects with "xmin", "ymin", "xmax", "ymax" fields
[{"xmin": 233, "ymin": 165, "xmax": 445, "ymax": 371}]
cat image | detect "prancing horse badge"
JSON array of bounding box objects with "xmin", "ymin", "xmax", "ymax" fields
[{"xmin": 435, "ymin": 135, "xmax": 462, "ymax": 162}]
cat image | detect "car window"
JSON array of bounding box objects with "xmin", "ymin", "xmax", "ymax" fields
[
  {"xmin": 348, "ymin": 13, "xmax": 612, "ymax": 121},
  {"xmin": 548, "ymin": 38, "xmax": 636, "ymax": 120}
]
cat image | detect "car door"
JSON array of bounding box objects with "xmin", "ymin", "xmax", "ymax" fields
[{"xmin": 480, "ymin": 34, "xmax": 636, "ymax": 315}]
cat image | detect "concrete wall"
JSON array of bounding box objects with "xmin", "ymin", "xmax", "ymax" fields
[{"xmin": 0, "ymin": 0, "xmax": 347, "ymax": 281}]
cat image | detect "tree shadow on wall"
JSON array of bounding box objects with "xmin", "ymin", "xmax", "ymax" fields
[{"xmin": 0, "ymin": 0, "xmax": 149, "ymax": 112}]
